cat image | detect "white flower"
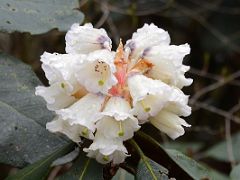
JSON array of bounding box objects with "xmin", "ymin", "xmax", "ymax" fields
[
  {"xmin": 37, "ymin": 52, "xmax": 88, "ymax": 111},
  {"xmin": 56, "ymin": 93, "xmax": 105, "ymax": 133},
  {"xmin": 35, "ymin": 82, "xmax": 77, "ymax": 110},
  {"xmin": 128, "ymin": 74, "xmax": 172, "ymax": 122},
  {"xmin": 125, "ymin": 23, "xmax": 170, "ymax": 63},
  {"xmin": 46, "ymin": 116, "xmax": 94, "ymax": 142},
  {"xmin": 38, "ymin": 22, "xmax": 193, "ymax": 165},
  {"xmin": 40, "ymin": 52, "xmax": 86, "ymax": 88},
  {"xmin": 96, "ymin": 97, "xmax": 140, "ymax": 141},
  {"xmin": 84, "ymin": 132, "xmax": 128, "ymax": 164},
  {"xmin": 142, "ymin": 44, "xmax": 193, "ymax": 88},
  {"xmin": 149, "ymin": 109, "xmax": 191, "ymax": 140},
  {"xmin": 75, "ymin": 49, "xmax": 117, "ymax": 94},
  {"xmin": 65, "ymin": 23, "xmax": 112, "ymax": 54}
]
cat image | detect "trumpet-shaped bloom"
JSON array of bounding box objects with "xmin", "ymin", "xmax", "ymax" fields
[
  {"xmin": 125, "ymin": 23, "xmax": 170, "ymax": 61},
  {"xmin": 84, "ymin": 132, "xmax": 128, "ymax": 164},
  {"xmin": 40, "ymin": 52, "xmax": 87, "ymax": 89},
  {"xmin": 46, "ymin": 116, "xmax": 94, "ymax": 142},
  {"xmin": 128, "ymin": 74, "xmax": 172, "ymax": 122},
  {"xmin": 35, "ymin": 82, "xmax": 77, "ymax": 110},
  {"xmin": 96, "ymin": 97, "xmax": 140, "ymax": 141},
  {"xmin": 149, "ymin": 109, "xmax": 191, "ymax": 140},
  {"xmin": 142, "ymin": 44, "xmax": 192, "ymax": 88},
  {"xmin": 75, "ymin": 50, "xmax": 117, "ymax": 94},
  {"xmin": 66, "ymin": 23, "xmax": 112, "ymax": 54},
  {"xmin": 56, "ymin": 93, "xmax": 105, "ymax": 132}
]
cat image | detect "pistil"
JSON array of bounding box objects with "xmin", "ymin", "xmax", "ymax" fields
[
  {"xmin": 118, "ymin": 121, "xmax": 124, "ymax": 137},
  {"xmin": 140, "ymin": 100, "xmax": 151, "ymax": 112}
]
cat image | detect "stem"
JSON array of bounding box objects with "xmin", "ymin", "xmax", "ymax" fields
[
  {"xmin": 79, "ymin": 158, "xmax": 91, "ymax": 180},
  {"xmin": 129, "ymin": 139, "xmax": 158, "ymax": 180}
]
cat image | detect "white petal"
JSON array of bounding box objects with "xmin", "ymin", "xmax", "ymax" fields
[
  {"xmin": 35, "ymin": 82, "xmax": 77, "ymax": 110},
  {"xmin": 83, "ymin": 132, "xmax": 128, "ymax": 164},
  {"xmin": 75, "ymin": 49, "xmax": 117, "ymax": 94},
  {"xmin": 125, "ymin": 23, "xmax": 170, "ymax": 61},
  {"xmin": 65, "ymin": 23, "xmax": 112, "ymax": 54},
  {"xmin": 56, "ymin": 93, "xmax": 105, "ymax": 132},
  {"xmin": 128, "ymin": 74, "xmax": 172, "ymax": 122},
  {"xmin": 150, "ymin": 110, "xmax": 191, "ymax": 139},
  {"xmin": 165, "ymin": 88, "xmax": 191, "ymax": 117},
  {"xmin": 40, "ymin": 52, "xmax": 86, "ymax": 86},
  {"xmin": 46, "ymin": 116, "xmax": 94, "ymax": 142},
  {"xmin": 143, "ymin": 44, "xmax": 192, "ymax": 88}
]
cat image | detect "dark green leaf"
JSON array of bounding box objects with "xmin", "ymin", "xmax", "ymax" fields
[
  {"xmin": 112, "ymin": 168, "xmax": 134, "ymax": 180},
  {"xmin": 58, "ymin": 152, "xmax": 103, "ymax": 180},
  {"xmin": 0, "ymin": 53, "xmax": 68, "ymax": 167},
  {"xmin": 136, "ymin": 158, "xmax": 169, "ymax": 180},
  {"xmin": 136, "ymin": 131, "xmax": 228, "ymax": 180},
  {"xmin": 6, "ymin": 143, "xmax": 74, "ymax": 180},
  {"xmin": 163, "ymin": 142, "xmax": 203, "ymax": 155},
  {"xmin": 230, "ymin": 164, "xmax": 240, "ymax": 180},
  {"xmin": 165, "ymin": 149, "xmax": 212, "ymax": 179},
  {"xmin": 204, "ymin": 132, "xmax": 240, "ymax": 162},
  {"xmin": 0, "ymin": 0, "xmax": 84, "ymax": 34}
]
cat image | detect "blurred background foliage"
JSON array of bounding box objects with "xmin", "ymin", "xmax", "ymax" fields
[{"xmin": 0, "ymin": 0, "xmax": 240, "ymax": 179}]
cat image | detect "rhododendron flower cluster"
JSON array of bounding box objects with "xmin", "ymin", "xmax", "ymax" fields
[{"xmin": 36, "ymin": 23, "xmax": 192, "ymax": 164}]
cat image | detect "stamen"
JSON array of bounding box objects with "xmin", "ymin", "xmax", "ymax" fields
[
  {"xmin": 103, "ymin": 155, "xmax": 109, "ymax": 161},
  {"xmin": 118, "ymin": 121, "xmax": 124, "ymax": 137},
  {"xmin": 98, "ymin": 80, "xmax": 105, "ymax": 86},
  {"xmin": 140, "ymin": 100, "xmax": 151, "ymax": 112},
  {"xmin": 82, "ymin": 127, "xmax": 89, "ymax": 136}
]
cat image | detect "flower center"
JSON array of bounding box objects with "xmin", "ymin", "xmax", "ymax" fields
[
  {"xmin": 94, "ymin": 60, "xmax": 109, "ymax": 87},
  {"xmin": 109, "ymin": 40, "xmax": 153, "ymax": 104}
]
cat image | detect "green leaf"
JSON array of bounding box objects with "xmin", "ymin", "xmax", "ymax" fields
[
  {"xmin": 0, "ymin": 53, "xmax": 68, "ymax": 167},
  {"xmin": 0, "ymin": 0, "xmax": 84, "ymax": 34},
  {"xmin": 58, "ymin": 152, "xmax": 103, "ymax": 180},
  {"xmin": 136, "ymin": 131, "xmax": 228, "ymax": 180},
  {"xmin": 129, "ymin": 139, "xmax": 169, "ymax": 180},
  {"xmin": 136, "ymin": 158, "xmax": 169, "ymax": 180},
  {"xmin": 204, "ymin": 132, "xmax": 240, "ymax": 162},
  {"xmin": 163, "ymin": 142, "xmax": 203, "ymax": 155},
  {"xmin": 112, "ymin": 168, "xmax": 135, "ymax": 180},
  {"xmin": 6, "ymin": 143, "xmax": 74, "ymax": 180},
  {"xmin": 230, "ymin": 164, "xmax": 240, "ymax": 180},
  {"xmin": 165, "ymin": 149, "xmax": 214, "ymax": 179}
]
